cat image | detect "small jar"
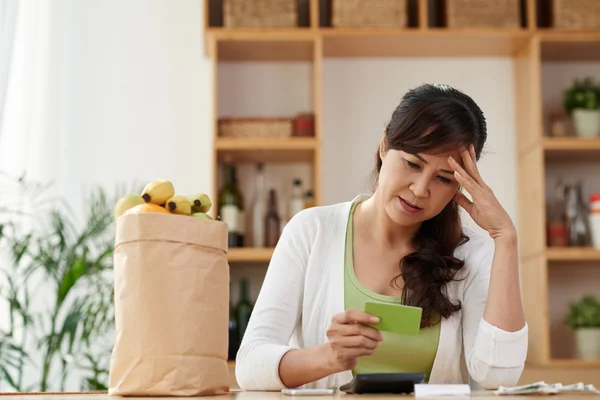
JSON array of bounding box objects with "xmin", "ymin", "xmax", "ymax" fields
[
  {"xmin": 590, "ymin": 193, "xmax": 600, "ymax": 249},
  {"xmin": 293, "ymin": 113, "xmax": 315, "ymax": 137}
]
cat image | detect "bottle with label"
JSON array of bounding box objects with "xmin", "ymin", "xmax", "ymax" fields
[
  {"xmin": 251, "ymin": 163, "xmax": 266, "ymax": 247},
  {"xmin": 218, "ymin": 164, "xmax": 243, "ymax": 247},
  {"xmin": 288, "ymin": 179, "xmax": 304, "ymax": 220},
  {"xmin": 235, "ymin": 278, "xmax": 253, "ymax": 345},
  {"xmin": 265, "ymin": 189, "xmax": 281, "ymax": 247}
]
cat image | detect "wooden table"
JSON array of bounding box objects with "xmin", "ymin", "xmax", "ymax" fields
[{"xmin": 0, "ymin": 391, "xmax": 593, "ymax": 400}]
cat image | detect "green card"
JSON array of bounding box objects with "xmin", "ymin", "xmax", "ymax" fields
[{"xmin": 364, "ymin": 301, "xmax": 423, "ymax": 336}]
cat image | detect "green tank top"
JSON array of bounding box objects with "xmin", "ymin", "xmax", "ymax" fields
[{"xmin": 343, "ymin": 198, "xmax": 441, "ymax": 382}]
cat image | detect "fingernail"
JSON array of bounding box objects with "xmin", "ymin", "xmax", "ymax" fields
[
  {"xmin": 379, "ymin": 333, "xmax": 385, "ymax": 341},
  {"xmin": 370, "ymin": 316, "xmax": 379, "ymax": 324}
]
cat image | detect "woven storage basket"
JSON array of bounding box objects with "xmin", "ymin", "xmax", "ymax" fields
[
  {"xmin": 552, "ymin": 0, "xmax": 600, "ymax": 29},
  {"xmin": 446, "ymin": 0, "xmax": 521, "ymax": 28},
  {"xmin": 223, "ymin": 0, "xmax": 297, "ymax": 28},
  {"xmin": 332, "ymin": 0, "xmax": 407, "ymax": 28},
  {"xmin": 219, "ymin": 118, "xmax": 293, "ymax": 138}
]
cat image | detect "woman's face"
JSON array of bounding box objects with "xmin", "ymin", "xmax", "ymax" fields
[{"xmin": 377, "ymin": 146, "xmax": 464, "ymax": 227}]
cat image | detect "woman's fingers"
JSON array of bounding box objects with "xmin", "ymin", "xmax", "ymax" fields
[
  {"xmin": 337, "ymin": 322, "xmax": 384, "ymax": 342},
  {"xmin": 461, "ymin": 145, "xmax": 485, "ymax": 186},
  {"xmin": 448, "ymin": 156, "xmax": 476, "ymax": 193},
  {"xmin": 454, "ymin": 191, "xmax": 473, "ymax": 214}
]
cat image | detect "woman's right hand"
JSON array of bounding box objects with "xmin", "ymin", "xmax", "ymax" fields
[{"xmin": 324, "ymin": 310, "xmax": 385, "ymax": 372}]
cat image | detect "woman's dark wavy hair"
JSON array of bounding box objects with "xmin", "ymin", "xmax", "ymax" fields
[{"xmin": 373, "ymin": 83, "xmax": 487, "ymax": 328}]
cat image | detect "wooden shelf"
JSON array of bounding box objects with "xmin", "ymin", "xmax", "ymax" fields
[
  {"xmin": 206, "ymin": 28, "xmax": 530, "ymax": 60},
  {"xmin": 215, "ymin": 137, "xmax": 317, "ymax": 163},
  {"xmin": 322, "ymin": 28, "xmax": 530, "ymax": 58},
  {"xmin": 227, "ymin": 247, "xmax": 274, "ymax": 263},
  {"xmin": 206, "ymin": 28, "xmax": 600, "ymax": 61},
  {"xmin": 546, "ymin": 247, "xmax": 600, "ymax": 262},
  {"xmin": 543, "ymin": 137, "xmax": 600, "ymax": 162},
  {"xmin": 546, "ymin": 359, "xmax": 600, "ymax": 368},
  {"xmin": 207, "ymin": 29, "xmax": 315, "ymax": 61},
  {"xmin": 540, "ymin": 30, "xmax": 600, "ymax": 61}
]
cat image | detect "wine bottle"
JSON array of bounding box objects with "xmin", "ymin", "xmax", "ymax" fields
[
  {"xmin": 218, "ymin": 164, "xmax": 242, "ymax": 247},
  {"xmin": 251, "ymin": 163, "xmax": 266, "ymax": 247},
  {"xmin": 265, "ymin": 189, "xmax": 281, "ymax": 247},
  {"xmin": 235, "ymin": 278, "xmax": 253, "ymax": 344}
]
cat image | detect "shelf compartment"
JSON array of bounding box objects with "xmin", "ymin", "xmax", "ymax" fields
[
  {"xmin": 543, "ymin": 137, "xmax": 600, "ymax": 162},
  {"xmin": 227, "ymin": 247, "xmax": 274, "ymax": 263},
  {"xmin": 540, "ymin": 31, "xmax": 600, "ymax": 61},
  {"xmin": 546, "ymin": 247, "xmax": 600, "ymax": 262},
  {"xmin": 321, "ymin": 28, "xmax": 530, "ymax": 58},
  {"xmin": 216, "ymin": 137, "xmax": 317, "ymax": 163},
  {"xmin": 207, "ymin": 29, "xmax": 316, "ymax": 61}
]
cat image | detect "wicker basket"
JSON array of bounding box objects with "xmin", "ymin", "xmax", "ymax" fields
[
  {"xmin": 331, "ymin": 0, "xmax": 407, "ymax": 28},
  {"xmin": 219, "ymin": 118, "xmax": 293, "ymax": 138},
  {"xmin": 553, "ymin": 0, "xmax": 600, "ymax": 29},
  {"xmin": 445, "ymin": 0, "xmax": 521, "ymax": 28},
  {"xmin": 223, "ymin": 0, "xmax": 297, "ymax": 28}
]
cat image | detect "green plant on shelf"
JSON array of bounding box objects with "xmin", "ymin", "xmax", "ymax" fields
[
  {"xmin": 564, "ymin": 77, "xmax": 600, "ymax": 114},
  {"xmin": 564, "ymin": 295, "xmax": 600, "ymax": 329}
]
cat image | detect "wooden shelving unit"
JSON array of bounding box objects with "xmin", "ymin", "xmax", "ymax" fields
[
  {"xmin": 227, "ymin": 247, "xmax": 274, "ymax": 263},
  {"xmin": 546, "ymin": 247, "xmax": 600, "ymax": 262},
  {"xmin": 204, "ymin": 0, "xmax": 600, "ymax": 380}
]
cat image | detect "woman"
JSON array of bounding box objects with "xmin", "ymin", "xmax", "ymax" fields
[{"xmin": 235, "ymin": 83, "xmax": 528, "ymax": 391}]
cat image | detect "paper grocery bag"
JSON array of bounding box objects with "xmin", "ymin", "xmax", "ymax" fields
[{"xmin": 108, "ymin": 213, "xmax": 230, "ymax": 396}]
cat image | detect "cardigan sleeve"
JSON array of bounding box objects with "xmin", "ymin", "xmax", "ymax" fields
[
  {"xmin": 461, "ymin": 243, "xmax": 529, "ymax": 389},
  {"xmin": 235, "ymin": 210, "xmax": 312, "ymax": 391}
]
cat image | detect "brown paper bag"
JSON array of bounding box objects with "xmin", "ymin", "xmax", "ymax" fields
[{"xmin": 108, "ymin": 212, "xmax": 230, "ymax": 396}]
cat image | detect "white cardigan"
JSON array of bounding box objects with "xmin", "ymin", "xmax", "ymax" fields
[{"xmin": 235, "ymin": 195, "xmax": 528, "ymax": 391}]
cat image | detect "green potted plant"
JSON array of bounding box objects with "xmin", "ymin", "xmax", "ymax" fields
[
  {"xmin": 0, "ymin": 174, "xmax": 118, "ymax": 391},
  {"xmin": 564, "ymin": 77, "xmax": 600, "ymax": 138},
  {"xmin": 564, "ymin": 295, "xmax": 600, "ymax": 360}
]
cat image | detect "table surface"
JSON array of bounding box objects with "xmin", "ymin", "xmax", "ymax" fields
[{"xmin": 0, "ymin": 391, "xmax": 592, "ymax": 400}]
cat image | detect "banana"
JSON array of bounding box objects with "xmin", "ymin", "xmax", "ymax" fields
[
  {"xmin": 141, "ymin": 180, "xmax": 175, "ymax": 205},
  {"xmin": 188, "ymin": 193, "xmax": 212, "ymax": 214},
  {"xmin": 114, "ymin": 194, "xmax": 146, "ymax": 220},
  {"xmin": 192, "ymin": 212, "xmax": 214, "ymax": 220},
  {"xmin": 166, "ymin": 195, "xmax": 192, "ymax": 215}
]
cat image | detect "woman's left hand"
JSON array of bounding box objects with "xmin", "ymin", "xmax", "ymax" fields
[{"xmin": 448, "ymin": 145, "xmax": 516, "ymax": 241}]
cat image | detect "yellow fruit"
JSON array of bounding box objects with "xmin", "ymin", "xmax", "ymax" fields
[
  {"xmin": 141, "ymin": 179, "xmax": 175, "ymax": 205},
  {"xmin": 192, "ymin": 212, "xmax": 214, "ymax": 220},
  {"xmin": 166, "ymin": 195, "xmax": 192, "ymax": 215},
  {"xmin": 188, "ymin": 193, "xmax": 212, "ymax": 213},
  {"xmin": 124, "ymin": 203, "xmax": 170, "ymax": 215},
  {"xmin": 114, "ymin": 194, "xmax": 145, "ymax": 220}
]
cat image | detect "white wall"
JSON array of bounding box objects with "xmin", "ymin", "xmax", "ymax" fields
[
  {"xmin": 57, "ymin": 0, "xmax": 213, "ymax": 220},
  {"xmin": 322, "ymin": 58, "xmax": 518, "ymax": 236}
]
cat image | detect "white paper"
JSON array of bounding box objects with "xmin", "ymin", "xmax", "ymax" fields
[{"xmin": 415, "ymin": 384, "xmax": 471, "ymax": 397}]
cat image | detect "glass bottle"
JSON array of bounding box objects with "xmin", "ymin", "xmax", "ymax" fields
[
  {"xmin": 235, "ymin": 278, "xmax": 253, "ymax": 345},
  {"xmin": 233, "ymin": 167, "xmax": 245, "ymax": 247},
  {"xmin": 304, "ymin": 189, "xmax": 315, "ymax": 209},
  {"xmin": 218, "ymin": 164, "xmax": 242, "ymax": 247},
  {"xmin": 265, "ymin": 189, "xmax": 281, "ymax": 247},
  {"xmin": 288, "ymin": 178, "xmax": 304, "ymax": 220},
  {"xmin": 565, "ymin": 181, "xmax": 591, "ymax": 247},
  {"xmin": 251, "ymin": 163, "xmax": 266, "ymax": 247}
]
